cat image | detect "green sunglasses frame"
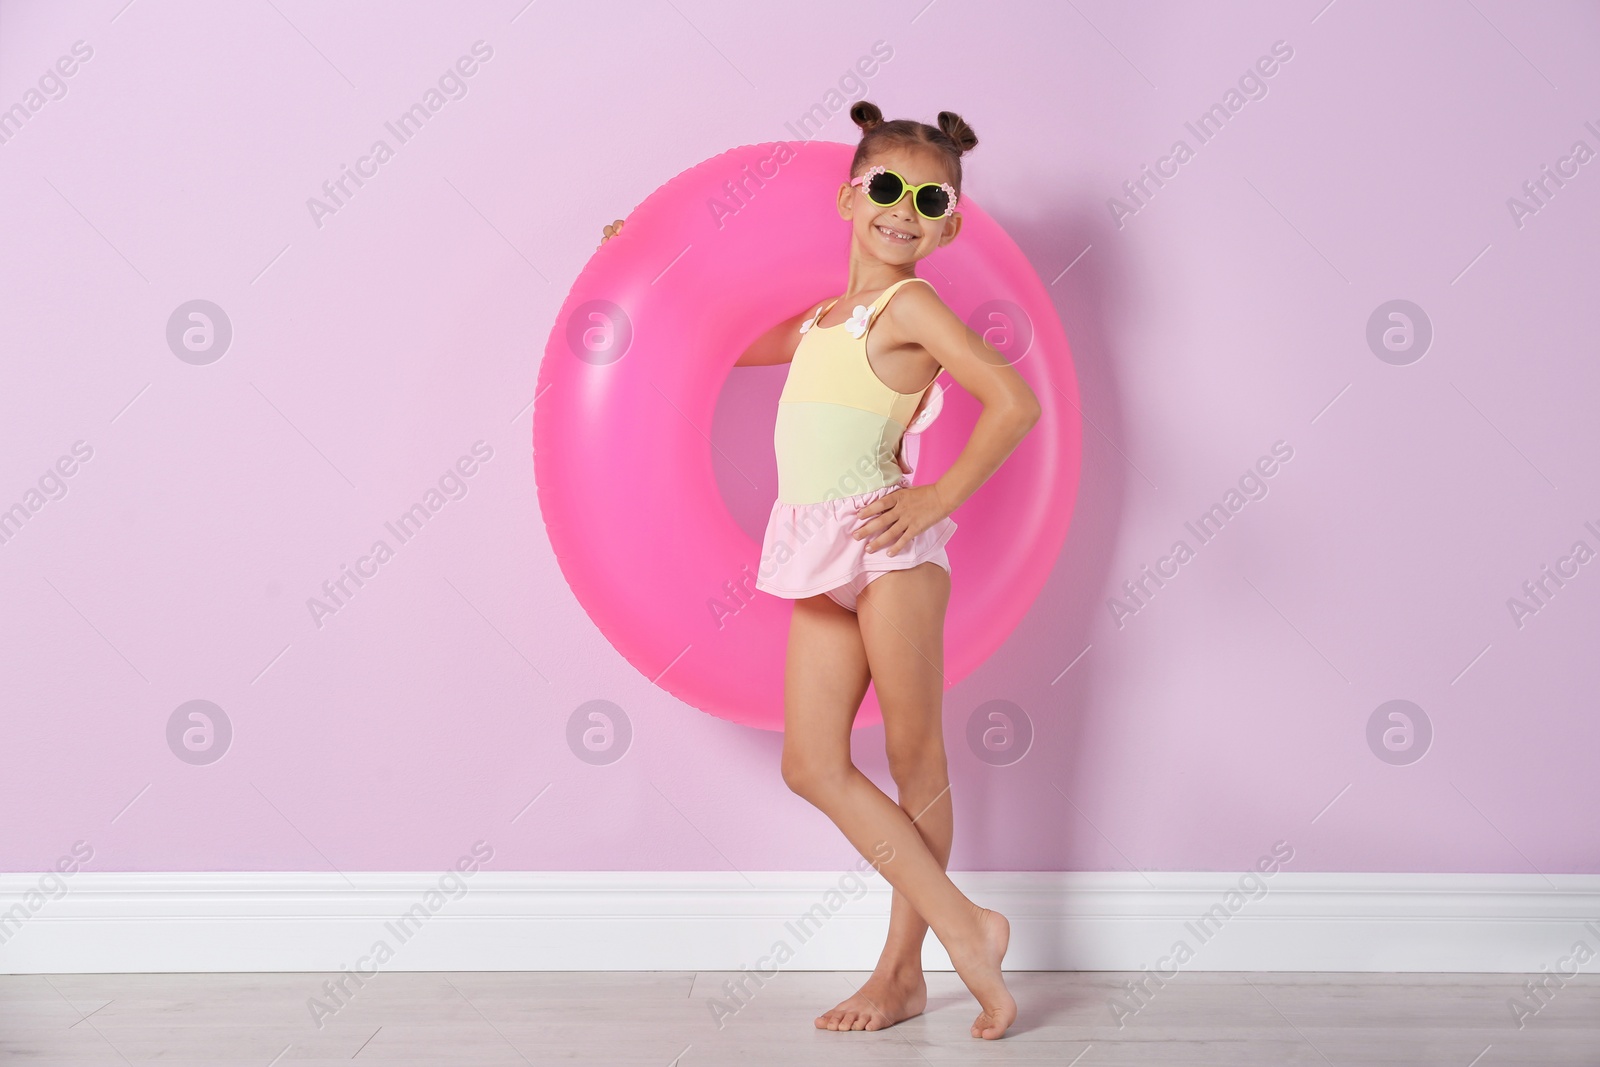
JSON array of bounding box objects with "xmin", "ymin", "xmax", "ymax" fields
[{"xmin": 849, "ymin": 165, "xmax": 959, "ymax": 220}]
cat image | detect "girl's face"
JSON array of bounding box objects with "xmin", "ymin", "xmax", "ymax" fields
[{"xmin": 839, "ymin": 146, "xmax": 963, "ymax": 263}]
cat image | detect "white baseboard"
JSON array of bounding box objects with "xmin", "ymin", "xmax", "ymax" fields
[{"xmin": 1, "ymin": 871, "xmax": 1597, "ymax": 974}]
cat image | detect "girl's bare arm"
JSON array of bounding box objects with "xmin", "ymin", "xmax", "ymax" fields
[
  {"xmin": 734, "ymin": 306, "xmax": 818, "ymax": 367},
  {"xmin": 876, "ymin": 284, "xmax": 1042, "ymax": 513}
]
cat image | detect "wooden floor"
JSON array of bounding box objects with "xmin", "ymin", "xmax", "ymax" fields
[{"xmin": 2, "ymin": 970, "xmax": 1596, "ymax": 1064}]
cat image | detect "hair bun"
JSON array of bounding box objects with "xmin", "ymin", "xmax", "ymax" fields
[
  {"xmin": 936, "ymin": 110, "xmax": 979, "ymax": 155},
  {"xmin": 850, "ymin": 100, "xmax": 884, "ymax": 132}
]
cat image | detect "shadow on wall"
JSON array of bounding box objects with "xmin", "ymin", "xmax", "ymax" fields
[{"xmin": 983, "ymin": 199, "xmax": 1136, "ymax": 968}]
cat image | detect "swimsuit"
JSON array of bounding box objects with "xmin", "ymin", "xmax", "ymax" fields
[{"xmin": 756, "ymin": 276, "xmax": 957, "ymax": 613}]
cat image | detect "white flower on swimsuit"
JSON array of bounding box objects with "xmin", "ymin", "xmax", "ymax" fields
[{"xmin": 843, "ymin": 304, "xmax": 873, "ymax": 338}]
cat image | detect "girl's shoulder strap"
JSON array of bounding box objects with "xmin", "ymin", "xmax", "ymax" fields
[
  {"xmin": 867, "ymin": 276, "xmax": 936, "ymax": 328},
  {"xmin": 802, "ymin": 297, "xmax": 840, "ymax": 332},
  {"xmin": 890, "ymin": 276, "xmax": 934, "ymax": 296}
]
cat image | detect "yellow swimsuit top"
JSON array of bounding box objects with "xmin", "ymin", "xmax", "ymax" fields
[{"xmin": 773, "ymin": 277, "xmax": 939, "ymax": 505}]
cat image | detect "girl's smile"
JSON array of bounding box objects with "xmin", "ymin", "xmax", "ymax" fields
[{"xmin": 845, "ymin": 146, "xmax": 963, "ymax": 260}]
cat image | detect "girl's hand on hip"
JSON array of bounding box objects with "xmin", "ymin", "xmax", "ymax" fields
[{"xmin": 852, "ymin": 485, "xmax": 949, "ymax": 556}]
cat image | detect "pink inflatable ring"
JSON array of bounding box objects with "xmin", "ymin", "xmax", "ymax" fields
[{"xmin": 535, "ymin": 141, "xmax": 1079, "ymax": 731}]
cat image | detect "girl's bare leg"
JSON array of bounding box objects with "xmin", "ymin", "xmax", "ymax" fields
[
  {"xmin": 781, "ymin": 565, "xmax": 1015, "ymax": 1040},
  {"xmin": 813, "ymin": 572, "xmax": 954, "ymax": 1032}
]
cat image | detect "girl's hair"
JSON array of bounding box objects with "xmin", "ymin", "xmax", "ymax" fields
[{"xmin": 848, "ymin": 101, "xmax": 979, "ymax": 198}]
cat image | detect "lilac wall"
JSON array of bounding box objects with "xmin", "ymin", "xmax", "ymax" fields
[{"xmin": 3, "ymin": 0, "xmax": 1596, "ymax": 875}]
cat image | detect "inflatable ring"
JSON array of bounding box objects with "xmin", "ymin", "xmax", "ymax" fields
[{"xmin": 535, "ymin": 141, "xmax": 1079, "ymax": 731}]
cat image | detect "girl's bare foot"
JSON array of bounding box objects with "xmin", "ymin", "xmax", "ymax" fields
[
  {"xmin": 815, "ymin": 966, "xmax": 927, "ymax": 1031},
  {"xmin": 946, "ymin": 906, "xmax": 1015, "ymax": 1040}
]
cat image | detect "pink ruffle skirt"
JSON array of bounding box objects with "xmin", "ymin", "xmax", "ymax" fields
[{"xmin": 754, "ymin": 475, "xmax": 957, "ymax": 606}]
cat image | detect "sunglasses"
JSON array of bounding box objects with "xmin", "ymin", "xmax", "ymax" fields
[{"xmin": 849, "ymin": 165, "xmax": 958, "ymax": 220}]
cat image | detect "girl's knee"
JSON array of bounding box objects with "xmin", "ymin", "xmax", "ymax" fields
[
  {"xmin": 781, "ymin": 750, "xmax": 851, "ymax": 800},
  {"xmin": 886, "ymin": 740, "xmax": 948, "ymax": 794}
]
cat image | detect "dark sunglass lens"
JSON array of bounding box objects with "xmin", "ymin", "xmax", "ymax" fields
[
  {"xmin": 915, "ymin": 186, "xmax": 950, "ymax": 218},
  {"xmin": 867, "ymin": 171, "xmax": 905, "ymax": 205}
]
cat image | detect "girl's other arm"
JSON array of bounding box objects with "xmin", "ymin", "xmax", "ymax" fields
[
  {"xmin": 884, "ymin": 284, "xmax": 1042, "ymax": 513},
  {"xmin": 734, "ymin": 306, "xmax": 815, "ymax": 367}
]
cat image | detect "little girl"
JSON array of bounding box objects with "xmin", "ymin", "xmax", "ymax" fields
[{"xmin": 735, "ymin": 103, "xmax": 1041, "ymax": 1040}]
